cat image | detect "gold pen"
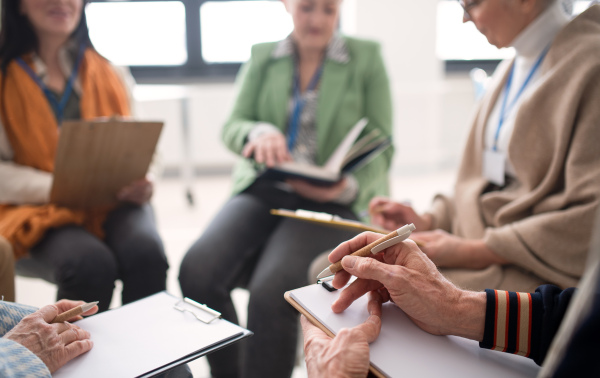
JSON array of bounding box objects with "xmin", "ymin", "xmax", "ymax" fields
[
  {"xmin": 51, "ymin": 301, "xmax": 98, "ymax": 323},
  {"xmin": 316, "ymin": 224, "xmax": 416, "ymax": 280}
]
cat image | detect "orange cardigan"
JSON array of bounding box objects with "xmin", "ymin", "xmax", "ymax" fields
[{"xmin": 0, "ymin": 48, "xmax": 130, "ymax": 258}]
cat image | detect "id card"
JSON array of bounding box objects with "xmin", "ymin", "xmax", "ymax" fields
[{"xmin": 483, "ymin": 150, "xmax": 506, "ymax": 186}]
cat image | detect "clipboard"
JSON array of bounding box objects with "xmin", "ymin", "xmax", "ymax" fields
[
  {"xmin": 286, "ymin": 283, "xmax": 540, "ymax": 378},
  {"xmin": 285, "ymin": 288, "xmax": 386, "ymax": 378},
  {"xmin": 271, "ymin": 209, "xmax": 388, "ymax": 234},
  {"xmin": 272, "ymin": 209, "xmax": 426, "ymax": 247},
  {"xmin": 53, "ymin": 291, "xmax": 253, "ymax": 378},
  {"xmin": 50, "ymin": 119, "xmax": 163, "ymax": 208}
]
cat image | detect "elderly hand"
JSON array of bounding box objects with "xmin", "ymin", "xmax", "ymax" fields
[
  {"xmin": 302, "ymin": 291, "xmax": 383, "ymax": 378},
  {"xmin": 3, "ymin": 299, "xmax": 98, "ymax": 373},
  {"xmin": 329, "ymin": 232, "xmax": 486, "ymax": 341},
  {"xmin": 413, "ymin": 229, "xmax": 509, "ymax": 269},
  {"xmin": 242, "ymin": 130, "xmax": 291, "ymax": 168},
  {"xmin": 368, "ymin": 197, "xmax": 431, "ymax": 232},
  {"xmin": 286, "ymin": 178, "xmax": 347, "ymax": 203},
  {"xmin": 118, "ymin": 177, "xmax": 153, "ymax": 205}
]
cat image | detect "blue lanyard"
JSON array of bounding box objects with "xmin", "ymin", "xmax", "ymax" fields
[
  {"xmin": 287, "ymin": 62, "xmax": 324, "ymax": 151},
  {"xmin": 15, "ymin": 44, "xmax": 86, "ymax": 125},
  {"xmin": 494, "ymin": 46, "xmax": 549, "ymax": 151}
]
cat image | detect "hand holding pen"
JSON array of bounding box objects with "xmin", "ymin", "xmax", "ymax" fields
[
  {"xmin": 4, "ymin": 299, "xmax": 98, "ymax": 373},
  {"xmin": 327, "ymin": 230, "xmax": 486, "ymax": 341}
]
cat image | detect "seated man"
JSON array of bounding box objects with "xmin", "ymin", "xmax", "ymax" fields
[{"xmin": 301, "ymin": 220, "xmax": 600, "ymax": 377}]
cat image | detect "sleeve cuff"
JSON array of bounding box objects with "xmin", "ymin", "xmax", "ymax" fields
[
  {"xmin": 0, "ymin": 338, "xmax": 51, "ymax": 377},
  {"xmin": 480, "ymin": 289, "xmax": 543, "ymax": 360},
  {"xmin": 428, "ymin": 194, "xmax": 454, "ymax": 232}
]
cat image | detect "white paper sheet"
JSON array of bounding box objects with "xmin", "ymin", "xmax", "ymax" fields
[
  {"xmin": 290, "ymin": 284, "xmax": 540, "ymax": 378},
  {"xmin": 53, "ymin": 292, "xmax": 251, "ymax": 378}
]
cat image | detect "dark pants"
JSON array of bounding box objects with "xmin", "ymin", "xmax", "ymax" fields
[
  {"xmin": 17, "ymin": 204, "xmax": 168, "ymax": 312},
  {"xmin": 179, "ymin": 180, "xmax": 359, "ymax": 378}
]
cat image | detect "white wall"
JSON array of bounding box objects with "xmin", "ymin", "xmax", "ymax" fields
[{"xmin": 136, "ymin": 0, "xmax": 479, "ymax": 177}]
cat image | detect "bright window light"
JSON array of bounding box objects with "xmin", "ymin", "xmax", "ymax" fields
[
  {"xmin": 436, "ymin": 1, "xmax": 593, "ymax": 61},
  {"xmin": 573, "ymin": 1, "xmax": 593, "ymax": 14},
  {"xmin": 436, "ymin": 2, "xmax": 515, "ymax": 61},
  {"xmin": 86, "ymin": 2, "xmax": 187, "ymax": 66},
  {"xmin": 200, "ymin": 1, "xmax": 293, "ymax": 63}
]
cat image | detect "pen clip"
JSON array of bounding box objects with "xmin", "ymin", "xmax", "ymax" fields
[{"xmin": 370, "ymin": 230, "xmax": 413, "ymax": 254}]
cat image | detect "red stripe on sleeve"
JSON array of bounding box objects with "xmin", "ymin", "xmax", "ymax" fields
[{"xmin": 503, "ymin": 290, "xmax": 510, "ymax": 353}]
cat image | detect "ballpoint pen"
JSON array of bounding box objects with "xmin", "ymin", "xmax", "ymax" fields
[
  {"xmin": 51, "ymin": 301, "xmax": 99, "ymax": 323},
  {"xmin": 316, "ymin": 224, "xmax": 416, "ymax": 279}
]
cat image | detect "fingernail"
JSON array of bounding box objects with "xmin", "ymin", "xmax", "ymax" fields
[{"xmin": 342, "ymin": 256, "xmax": 357, "ymax": 269}]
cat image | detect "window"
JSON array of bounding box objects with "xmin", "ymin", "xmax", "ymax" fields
[
  {"xmin": 86, "ymin": 0, "xmax": 291, "ymax": 81},
  {"xmin": 437, "ymin": 0, "xmax": 594, "ymax": 73},
  {"xmin": 200, "ymin": 1, "xmax": 292, "ymax": 63},
  {"xmin": 87, "ymin": 1, "xmax": 187, "ymax": 66}
]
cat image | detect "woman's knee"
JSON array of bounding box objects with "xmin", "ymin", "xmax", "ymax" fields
[
  {"xmin": 115, "ymin": 233, "xmax": 168, "ymax": 275},
  {"xmin": 55, "ymin": 246, "xmax": 118, "ymax": 289}
]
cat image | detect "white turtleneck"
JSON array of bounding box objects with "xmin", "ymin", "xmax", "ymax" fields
[{"xmin": 484, "ymin": 0, "xmax": 570, "ymax": 178}]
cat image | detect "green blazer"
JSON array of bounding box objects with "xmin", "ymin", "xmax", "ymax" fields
[{"xmin": 222, "ymin": 36, "xmax": 394, "ymax": 218}]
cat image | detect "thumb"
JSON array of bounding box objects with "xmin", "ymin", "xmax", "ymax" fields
[
  {"xmin": 342, "ymin": 256, "xmax": 396, "ymax": 286},
  {"xmin": 39, "ymin": 304, "xmax": 60, "ymax": 323}
]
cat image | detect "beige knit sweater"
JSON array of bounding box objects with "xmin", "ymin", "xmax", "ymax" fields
[{"xmin": 431, "ymin": 5, "xmax": 600, "ymax": 292}]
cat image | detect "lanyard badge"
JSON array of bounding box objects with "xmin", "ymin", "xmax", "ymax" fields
[
  {"xmin": 483, "ymin": 46, "xmax": 549, "ymax": 186},
  {"xmin": 287, "ymin": 62, "xmax": 324, "ymax": 152}
]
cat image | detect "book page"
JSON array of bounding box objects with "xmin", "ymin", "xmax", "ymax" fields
[
  {"xmin": 53, "ymin": 292, "xmax": 250, "ymax": 378},
  {"xmin": 289, "ymin": 284, "xmax": 540, "ymax": 378},
  {"xmin": 323, "ymin": 118, "xmax": 369, "ymax": 173}
]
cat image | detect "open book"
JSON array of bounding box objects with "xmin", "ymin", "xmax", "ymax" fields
[
  {"xmin": 286, "ymin": 283, "xmax": 540, "ymax": 378},
  {"xmin": 259, "ymin": 118, "xmax": 391, "ymax": 186}
]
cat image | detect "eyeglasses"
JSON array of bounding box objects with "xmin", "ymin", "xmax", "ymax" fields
[{"xmin": 457, "ymin": 0, "xmax": 486, "ymax": 20}]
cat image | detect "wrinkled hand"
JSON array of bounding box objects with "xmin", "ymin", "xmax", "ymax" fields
[
  {"xmin": 328, "ymin": 232, "xmax": 486, "ymax": 341},
  {"xmin": 368, "ymin": 197, "xmax": 431, "ymax": 232},
  {"xmin": 118, "ymin": 177, "xmax": 153, "ymax": 205},
  {"xmin": 286, "ymin": 178, "xmax": 347, "ymax": 203},
  {"xmin": 414, "ymin": 229, "xmax": 508, "ymax": 269},
  {"xmin": 242, "ymin": 131, "xmax": 291, "ymax": 168},
  {"xmin": 302, "ymin": 291, "xmax": 383, "ymax": 378},
  {"xmin": 4, "ymin": 299, "xmax": 98, "ymax": 373}
]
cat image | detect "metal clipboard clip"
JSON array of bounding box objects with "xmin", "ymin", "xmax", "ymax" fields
[{"xmin": 174, "ymin": 297, "xmax": 222, "ymax": 324}]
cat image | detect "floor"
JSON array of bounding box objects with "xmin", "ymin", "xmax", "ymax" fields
[{"xmin": 15, "ymin": 169, "xmax": 455, "ymax": 377}]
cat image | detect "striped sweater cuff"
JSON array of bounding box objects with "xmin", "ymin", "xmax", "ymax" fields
[{"xmin": 480, "ymin": 289, "xmax": 543, "ymax": 359}]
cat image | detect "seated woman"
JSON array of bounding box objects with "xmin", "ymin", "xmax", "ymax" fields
[
  {"xmin": 178, "ymin": 0, "xmax": 393, "ymax": 376},
  {"xmin": 368, "ymin": 0, "xmax": 600, "ymax": 292},
  {"xmin": 0, "ymin": 0, "xmax": 168, "ymax": 311}
]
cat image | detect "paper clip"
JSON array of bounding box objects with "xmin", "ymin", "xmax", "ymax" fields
[{"xmin": 174, "ymin": 297, "xmax": 222, "ymax": 324}]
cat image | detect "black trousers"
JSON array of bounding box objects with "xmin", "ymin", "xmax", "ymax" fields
[
  {"xmin": 17, "ymin": 204, "xmax": 169, "ymax": 312},
  {"xmin": 179, "ymin": 179, "xmax": 359, "ymax": 378}
]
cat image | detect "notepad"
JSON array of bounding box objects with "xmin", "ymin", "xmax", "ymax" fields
[
  {"xmin": 54, "ymin": 292, "xmax": 252, "ymax": 378},
  {"xmin": 259, "ymin": 118, "xmax": 391, "ymax": 186},
  {"xmin": 286, "ymin": 284, "xmax": 540, "ymax": 378}
]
